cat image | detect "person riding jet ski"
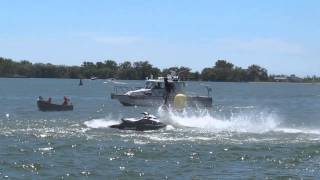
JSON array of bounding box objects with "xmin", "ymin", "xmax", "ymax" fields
[{"xmin": 109, "ymin": 112, "xmax": 166, "ymax": 131}]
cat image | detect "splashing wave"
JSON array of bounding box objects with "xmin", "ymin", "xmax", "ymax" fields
[
  {"xmin": 84, "ymin": 118, "xmax": 118, "ymax": 128},
  {"xmin": 159, "ymin": 108, "xmax": 280, "ymax": 133}
]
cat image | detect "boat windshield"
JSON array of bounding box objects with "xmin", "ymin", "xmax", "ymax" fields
[
  {"xmin": 145, "ymin": 81, "xmax": 186, "ymax": 92},
  {"xmin": 145, "ymin": 81, "xmax": 164, "ymax": 89},
  {"xmin": 145, "ymin": 82, "xmax": 153, "ymax": 89},
  {"xmin": 172, "ymin": 82, "xmax": 186, "ymax": 92}
]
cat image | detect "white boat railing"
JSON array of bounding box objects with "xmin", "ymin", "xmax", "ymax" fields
[
  {"xmin": 112, "ymin": 85, "xmax": 212, "ymax": 97},
  {"xmin": 113, "ymin": 86, "xmax": 143, "ymax": 95}
]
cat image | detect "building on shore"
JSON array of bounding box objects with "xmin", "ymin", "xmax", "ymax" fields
[{"xmin": 273, "ymin": 75, "xmax": 303, "ymax": 82}]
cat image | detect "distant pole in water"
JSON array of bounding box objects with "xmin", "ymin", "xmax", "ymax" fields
[{"xmin": 79, "ymin": 79, "xmax": 83, "ymax": 86}]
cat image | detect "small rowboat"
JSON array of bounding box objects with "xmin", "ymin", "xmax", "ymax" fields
[{"xmin": 37, "ymin": 100, "xmax": 73, "ymax": 111}]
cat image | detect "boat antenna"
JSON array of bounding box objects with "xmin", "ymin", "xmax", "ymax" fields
[
  {"xmin": 177, "ymin": 69, "xmax": 189, "ymax": 80},
  {"xmin": 170, "ymin": 70, "xmax": 176, "ymax": 76},
  {"xmin": 205, "ymin": 86, "xmax": 212, "ymax": 97},
  {"xmin": 178, "ymin": 69, "xmax": 189, "ymax": 76}
]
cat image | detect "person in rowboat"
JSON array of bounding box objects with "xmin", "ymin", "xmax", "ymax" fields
[
  {"xmin": 47, "ymin": 97, "xmax": 52, "ymax": 104},
  {"xmin": 62, "ymin": 96, "xmax": 69, "ymax": 105}
]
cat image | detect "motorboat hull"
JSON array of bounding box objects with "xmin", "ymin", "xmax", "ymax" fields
[{"xmin": 111, "ymin": 94, "xmax": 212, "ymax": 107}]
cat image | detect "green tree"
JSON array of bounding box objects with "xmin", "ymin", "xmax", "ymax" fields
[
  {"xmin": 213, "ymin": 60, "xmax": 235, "ymax": 81},
  {"xmin": 246, "ymin": 65, "xmax": 268, "ymax": 81},
  {"xmin": 201, "ymin": 67, "xmax": 215, "ymax": 81},
  {"xmin": 116, "ymin": 61, "xmax": 135, "ymax": 79}
]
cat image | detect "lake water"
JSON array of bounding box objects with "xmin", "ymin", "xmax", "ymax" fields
[{"xmin": 1, "ymin": 78, "xmax": 320, "ymax": 179}]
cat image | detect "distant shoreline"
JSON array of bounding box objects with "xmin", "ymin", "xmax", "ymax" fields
[
  {"xmin": 1, "ymin": 57, "xmax": 319, "ymax": 83},
  {"xmin": 1, "ymin": 77, "xmax": 319, "ymax": 84}
]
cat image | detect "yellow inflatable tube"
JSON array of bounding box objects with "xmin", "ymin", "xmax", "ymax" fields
[{"xmin": 173, "ymin": 94, "xmax": 187, "ymax": 110}]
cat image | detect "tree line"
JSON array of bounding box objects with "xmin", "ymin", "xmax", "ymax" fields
[{"xmin": 0, "ymin": 57, "xmax": 319, "ymax": 82}]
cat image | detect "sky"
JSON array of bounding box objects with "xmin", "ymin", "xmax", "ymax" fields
[{"xmin": 0, "ymin": 0, "xmax": 319, "ymax": 76}]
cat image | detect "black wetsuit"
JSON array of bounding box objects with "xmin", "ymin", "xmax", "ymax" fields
[{"xmin": 164, "ymin": 78, "xmax": 173, "ymax": 105}]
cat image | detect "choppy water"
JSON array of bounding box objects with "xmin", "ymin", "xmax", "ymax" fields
[{"xmin": 1, "ymin": 78, "xmax": 320, "ymax": 179}]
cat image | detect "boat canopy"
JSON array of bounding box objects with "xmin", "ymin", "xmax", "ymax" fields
[{"xmin": 144, "ymin": 79, "xmax": 186, "ymax": 92}]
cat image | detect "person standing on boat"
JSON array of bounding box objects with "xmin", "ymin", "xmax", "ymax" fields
[{"xmin": 164, "ymin": 77, "xmax": 173, "ymax": 105}]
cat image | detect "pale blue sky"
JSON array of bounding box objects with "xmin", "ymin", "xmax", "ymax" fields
[{"xmin": 0, "ymin": 0, "xmax": 319, "ymax": 76}]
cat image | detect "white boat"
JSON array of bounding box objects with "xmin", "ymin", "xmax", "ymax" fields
[
  {"xmin": 111, "ymin": 76, "xmax": 212, "ymax": 107},
  {"xmin": 90, "ymin": 76, "xmax": 98, "ymax": 80}
]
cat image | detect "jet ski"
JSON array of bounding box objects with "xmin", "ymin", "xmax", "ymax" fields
[{"xmin": 109, "ymin": 112, "xmax": 166, "ymax": 131}]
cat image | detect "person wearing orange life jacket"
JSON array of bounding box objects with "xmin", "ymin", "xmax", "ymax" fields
[{"xmin": 62, "ymin": 96, "xmax": 69, "ymax": 105}]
